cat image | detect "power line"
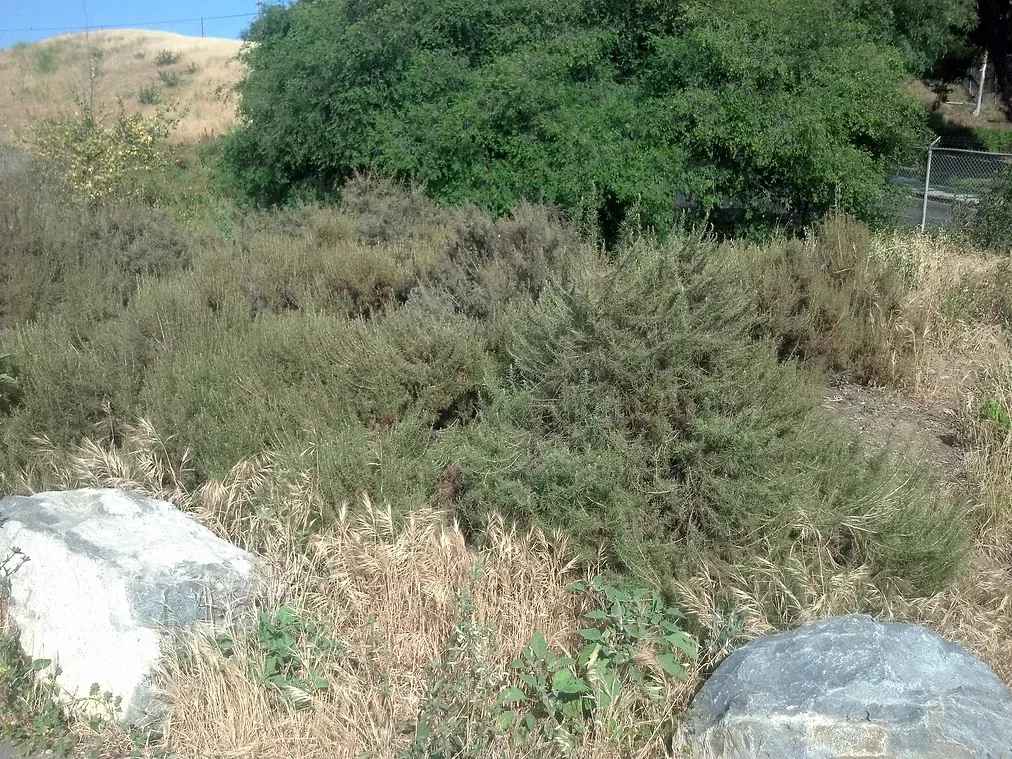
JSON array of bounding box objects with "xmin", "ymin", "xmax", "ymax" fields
[{"xmin": 0, "ymin": 12, "xmax": 257, "ymax": 35}]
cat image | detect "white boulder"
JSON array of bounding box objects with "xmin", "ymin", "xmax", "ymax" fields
[{"xmin": 0, "ymin": 488, "xmax": 259, "ymax": 725}]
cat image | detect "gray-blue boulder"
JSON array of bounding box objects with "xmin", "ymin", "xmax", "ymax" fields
[{"xmin": 682, "ymin": 614, "xmax": 1012, "ymax": 758}]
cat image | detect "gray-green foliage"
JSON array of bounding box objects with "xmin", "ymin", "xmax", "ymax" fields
[
  {"xmin": 221, "ymin": 0, "xmax": 928, "ymax": 233},
  {"xmin": 138, "ymin": 85, "xmax": 162, "ymax": 105},
  {"xmin": 154, "ymin": 49, "xmax": 180, "ymax": 67},
  {"xmin": 0, "ymin": 162, "xmax": 968, "ymax": 607},
  {"xmin": 403, "ymin": 578, "xmax": 502, "ymax": 759},
  {"xmin": 451, "ymin": 235, "xmax": 966, "ymax": 594}
]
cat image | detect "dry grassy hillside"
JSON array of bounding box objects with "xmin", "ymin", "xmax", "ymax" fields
[{"xmin": 0, "ymin": 30, "xmax": 243, "ymax": 144}]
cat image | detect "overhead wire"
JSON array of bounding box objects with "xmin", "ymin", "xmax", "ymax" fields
[{"xmin": 0, "ymin": 12, "xmax": 257, "ymax": 35}]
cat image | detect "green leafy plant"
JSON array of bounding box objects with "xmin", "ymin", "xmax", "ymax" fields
[
  {"xmin": 138, "ymin": 85, "xmax": 162, "ymax": 105},
  {"xmin": 217, "ymin": 605, "xmax": 338, "ymax": 709},
  {"xmin": 403, "ymin": 568, "xmax": 502, "ymax": 759},
  {"xmin": 498, "ymin": 630, "xmax": 592, "ymax": 751},
  {"xmin": 568, "ymin": 578, "xmax": 697, "ymax": 687},
  {"xmin": 498, "ymin": 579, "xmax": 697, "ymax": 752},
  {"xmin": 981, "ymin": 397, "xmax": 1011, "ymax": 438}
]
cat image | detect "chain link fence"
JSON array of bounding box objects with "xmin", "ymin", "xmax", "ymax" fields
[{"xmin": 893, "ymin": 138, "xmax": 1012, "ymax": 230}]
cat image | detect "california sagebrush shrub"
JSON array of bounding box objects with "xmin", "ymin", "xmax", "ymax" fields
[
  {"xmin": 0, "ymin": 160, "xmax": 191, "ymax": 330},
  {"xmin": 733, "ymin": 213, "xmax": 928, "ymax": 385},
  {"xmin": 0, "ymin": 174, "xmax": 967, "ymax": 605},
  {"xmin": 452, "ymin": 235, "xmax": 967, "ymax": 596}
]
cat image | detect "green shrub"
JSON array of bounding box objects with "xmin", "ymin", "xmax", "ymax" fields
[
  {"xmin": 0, "ymin": 169, "xmax": 967, "ymax": 608},
  {"xmin": 965, "ymin": 165, "xmax": 1012, "ymax": 254},
  {"xmin": 221, "ymin": 0, "xmax": 926, "ymax": 233},
  {"xmin": 0, "ymin": 163, "xmax": 190, "ymax": 331},
  {"xmin": 428, "ymin": 203, "xmax": 581, "ymax": 319},
  {"xmin": 452, "ymin": 235, "xmax": 966, "ymax": 595},
  {"xmin": 339, "ymin": 173, "xmax": 447, "ymax": 245},
  {"xmin": 32, "ymin": 47, "xmax": 59, "ymax": 74},
  {"xmin": 730, "ymin": 213, "xmax": 925, "ymax": 385},
  {"xmin": 30, "ymin": 98, "xmax": 178, "ymax": 202},
  {"xmin": 138, "ymin": 85, "xmax": 162, "ymax": 105},
  {"xmin": 158, "ymin": 70, "xmax": 182, "ymax": 88},
  {"xmin": 154, "ymin": 49, "xmax": 180, "ymax": 66}
]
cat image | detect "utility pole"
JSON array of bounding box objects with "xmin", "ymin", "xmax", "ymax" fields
[
  {"xmin": 257, "ymin": 1, "xmax": 265, "ymax": 17},
  {"xmin": 974, "ymin": 50, "xmax": 989, "ymax": 118},
  {"xmin": 81, "ymin": 0, "xmax": 95, "ymax": 113},
  {"xmin": 201, "ymin": 17, "xmax": 205, "ymax": 37}
]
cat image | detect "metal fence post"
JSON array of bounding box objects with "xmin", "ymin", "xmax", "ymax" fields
[{"xmin": 921, "ymin": 137, "xmax": 941, "ymax": 232}]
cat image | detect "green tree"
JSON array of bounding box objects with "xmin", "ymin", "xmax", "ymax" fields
[
  {"xmin": 221, "ymin": 0, "xmax": 927, "ymax": 233},
  {"xmin": 979, "ymin": 0, "xmax": 1012, "ymax": 113},
  {"xmin": 840, "ymin": 0, "xmax": 978, "ymax": 75}
]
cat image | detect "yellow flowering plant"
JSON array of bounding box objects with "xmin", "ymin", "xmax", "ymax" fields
[{"xmin": 31, "ymin": 96, "xmax": 180, "ymax": 202}]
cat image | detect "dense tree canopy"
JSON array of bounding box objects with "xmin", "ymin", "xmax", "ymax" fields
[
  {"xmin": 221, "ymin": 0, "xmax": 931, "ymax": 232},
  {"xmin": 842, "ymin": 0, "xmax": 977, "ymax": 74},
  {"xmin": 979, "ymin": 0, "xmax": 1012, "ymax": 113}
]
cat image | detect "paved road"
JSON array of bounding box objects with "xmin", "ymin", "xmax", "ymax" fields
[
  {"xmin": 890, "ymin": 172, "xmax": 984, "ymax": 230},
  {"xmin": 894, "ymin": 193, "xmax": 963, "ymax": 229}
]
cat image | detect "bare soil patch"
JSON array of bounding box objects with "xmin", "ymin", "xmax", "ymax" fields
[{"xmin": 822, "ymin": 377, "xmax": 967, "ymax": 486}]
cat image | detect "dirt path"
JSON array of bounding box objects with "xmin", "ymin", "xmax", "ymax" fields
[{"xmin": 821, "ymin": 379, "xmax": 967, "ymax": 486}]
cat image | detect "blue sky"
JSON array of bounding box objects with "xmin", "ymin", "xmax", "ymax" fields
[{"xmin": 0, "ymin": 1, "xmax": 263, "ymax": 48}]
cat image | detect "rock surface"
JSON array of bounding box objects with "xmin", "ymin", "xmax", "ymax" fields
[
  {"xmin": 0, "ymin": 488, "xmax": 259, "ymax": 725},
  {"xmin": 682, "ymin": 614, "xmax": 1012, "ymax": 758}
]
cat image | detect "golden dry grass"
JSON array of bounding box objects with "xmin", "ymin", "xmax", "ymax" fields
[
  {"xmin": 9, "ymin": 421, "xmax": 697, "ymax": 759},
  {"xmin": 0, "ymin": 30, "xmax": 243, "ymax": 145},
  {"xmin": 867, "ymin": 228, "xmax": 1008, "ymax": 400}
]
